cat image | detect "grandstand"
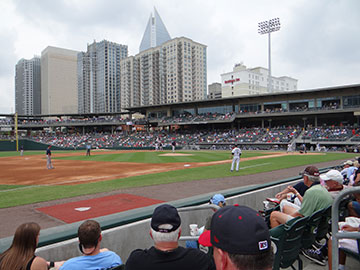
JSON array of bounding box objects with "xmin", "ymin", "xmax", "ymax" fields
[{"xmin": 1, "ymin": 84, "xmax": 359, "ymax": 152}]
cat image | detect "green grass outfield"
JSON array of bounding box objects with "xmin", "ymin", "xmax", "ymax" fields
[{"xmin": 0, "ymin": 150, "xmax": 358, "ymax": 208}]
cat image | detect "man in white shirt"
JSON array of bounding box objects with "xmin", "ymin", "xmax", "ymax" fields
[{"xmin": 230, "ymin": 145, "xmax": 242, "ymax": 172}]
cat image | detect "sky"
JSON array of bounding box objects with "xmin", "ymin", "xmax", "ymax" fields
[{"xmin": 1, "ymin": 0, "xmax": 360, "ymax": 113}]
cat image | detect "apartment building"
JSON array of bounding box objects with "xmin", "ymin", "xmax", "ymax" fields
[
  {"xmin": 78, "ymin": 40, "xmax": 128, "ymax": 113},
  {"xmin": 15, "ymin": 57, "xmax": 41, "ymax": 115},
  {"xmin": 208, "ymin": 82, "xmax": 222, "ymax": 99},
  {"xmin": 41, "ymin": 46, "xmax": 79, "ymax": 114},
  {"xmin": 121, "ymin": 37, "xmax": 207, "ymax": 108},
  {"xmin": 221, "ymin": 63, "xmax": 297, "ymax": 98}
]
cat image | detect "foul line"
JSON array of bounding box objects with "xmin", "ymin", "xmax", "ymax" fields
[
  {"xmin": 240, "ymin": 162, "xmax": 271, "ymax": 170},
  {"xmin": 0, "ymin": 185, "xmax": 43, "ymax": 193}
]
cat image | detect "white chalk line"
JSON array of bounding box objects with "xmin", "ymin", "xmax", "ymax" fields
[{"xmin": 239, "ymin": 162, "xmax": 272, "ymax": 170}]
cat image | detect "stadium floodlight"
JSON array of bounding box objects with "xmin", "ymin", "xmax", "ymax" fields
[{"xmin": 258, "ymin": 18, "xmax": 281, "ymax": 93}]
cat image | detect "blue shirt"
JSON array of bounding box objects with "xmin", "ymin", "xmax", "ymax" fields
[{"xmin": 60, "ymin": 251, "xmax": 122, "ymax": 270}]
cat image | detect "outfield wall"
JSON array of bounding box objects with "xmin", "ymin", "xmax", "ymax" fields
[{"xmin": 0, "ymin": 139, "xmax": 64, "ymax": 151}]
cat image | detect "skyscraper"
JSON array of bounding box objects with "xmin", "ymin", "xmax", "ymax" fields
[
  {"xmin": 41, "ymin": 46, "xmax": 79, "ymax": 114},
  {"xmin": 121, "ymin": 37, "xmax": 207, "ymax": 108},
  {"xmin": 15, "ymin": 57, "xmax": 41, "ymax": 115},
  {"xmin": 78, "ymin": 40, "xmax": 128, "ymax": 113},
  {"xmin": 139, "ymin": 8, "xmax": 171, "ymax": 53}
]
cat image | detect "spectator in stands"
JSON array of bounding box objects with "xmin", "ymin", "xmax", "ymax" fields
[
  {"xmin": 327, "ymin": 216, "xmax": 360, "ymax": 270},
  {"xmin": 198, "ymin": 205, "xmax": 273, "ymax": 270},
  {"xmin": 270, "ymin": 166, "xmax": 332, "ymax": 228},
  {"xmin": 186, "ymin": 194, "xmax": 226, "ymax": 249},
  {"xmin": 58, "ymin": 220, "xmax": 122, "ymax": 270},
  {"xmin": 321, "ymin": 169, "xmax": 346, "ymax": 199},
  {"xmin": 125, "ymin": 204, "xmax": 215, "ymax": 270},
  {"xmin": 349, "ymin": 159, "xmax": 360, "ymax": 185},
  {"xmin": 275, "ymin": 166, "xmax": 319, "ymax": 210},
  {"xmin": 0, "ymin": 222, "xmax": 48, "ymax": 270},
  {"xmin": 347, "ymin": 181, "xmax": 360, "ymax": 218},
  {"xmin": 341, "ymin": 160, "xmax": 356, "ymax": 184}
]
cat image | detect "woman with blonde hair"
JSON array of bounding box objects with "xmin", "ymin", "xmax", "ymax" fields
[{"xmin": 0, "ymin": 222, "xmax": 48, "ymax": 270}]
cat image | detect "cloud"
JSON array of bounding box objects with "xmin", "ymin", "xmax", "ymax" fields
[
  {"xmin": 0, "ymin": 0, "xmax": 359, "ymax": 113},
  {"xmin": 278, "ymin": 0, "xmax": 360, "ymax": 88}
]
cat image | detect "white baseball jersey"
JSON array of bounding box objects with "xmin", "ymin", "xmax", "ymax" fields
[{"xmin": 232, "ymin": 147, "xmax": 242, "ymax": 158}]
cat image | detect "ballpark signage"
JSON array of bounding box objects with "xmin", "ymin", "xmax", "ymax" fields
[{"xmin": 224, "ymin": 78, "xmax": 240, "ymax": 84}]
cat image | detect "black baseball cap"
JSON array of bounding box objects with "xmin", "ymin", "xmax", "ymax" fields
[
  {"xmin": 151, "ymin": 204, "xmax": 181, "ymax": 233},
  {"xmin": 199, "ymin": 205, "xmax": 271, "ymax": 255}
]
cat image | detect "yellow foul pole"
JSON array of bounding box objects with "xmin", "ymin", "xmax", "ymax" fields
[{"xmin": 15, "ymin": 112, "xmax": 18, "ymax": 151}]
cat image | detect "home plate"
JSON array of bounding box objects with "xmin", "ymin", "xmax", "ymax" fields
[
  {"xmin": 75, "ymin": 207, "xmax": 91, "ymax": 212},
  {"xmin": 184, "ymin": 164, "xmax": 191, "ymax": 167}
]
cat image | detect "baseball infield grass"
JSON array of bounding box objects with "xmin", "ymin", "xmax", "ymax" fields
[
  {"xmin": 55, "ymin": 150, "xmax": 270, "ymax": 163},
  {"xmin": 0, "ymin": 151, "xmax": 358, "ymax": 208}
]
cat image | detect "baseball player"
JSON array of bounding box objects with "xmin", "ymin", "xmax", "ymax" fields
[
  {"xmin": 86, "ymin": 143, "xmax": 91, "ymax": 156},
  {"xmin": 171, "ymin": 141, "xmax": 176, "ymax": 152},
  {"xmin": 230, "ymin": 145, "xmax": 242, "ymax": 172},
  {"xmin": 46, "ymin": 145, "xmax": 54, "ymax": 169}
]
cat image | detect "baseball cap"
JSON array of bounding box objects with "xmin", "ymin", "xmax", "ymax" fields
[
  {"xmin": 343, "ymin": 160, "xmax": 353, "ymax": 166},
  {"xmin": 198, "ymin": 205, "xmax": 271, "ymax": 255},
  {"xmin": 320, "ymin": 169, "xmax": 343, "ymax": 184},
  {"xmin": 300, "ymin": 166, "xmax": 320, "ymax": 177},
  {"xmin": 210, "ymin": 194, "xmax": 226, "ymax": 206},
  {"xmin": 151, "ymin": 204, "xmax": 181, "ymax": 233}
]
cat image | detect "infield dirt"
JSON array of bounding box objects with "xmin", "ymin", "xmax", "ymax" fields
[{"xmin": 0, "ymin": 150, "xmax": 321, "ymax": 186}]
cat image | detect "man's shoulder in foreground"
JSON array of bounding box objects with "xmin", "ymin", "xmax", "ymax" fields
[
  {"xmin": 60, "ymin": 250, "xmax": 122, "ymax": 270},
  {"xmin": 126, "ymin": 246, "xmax": 215, "ymax": 270}
]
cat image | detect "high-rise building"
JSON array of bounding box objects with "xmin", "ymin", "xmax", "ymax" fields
[
  {"xmin": 208, "ymin": 82, "xmax": 222, "ymax": 99},
  {"xmin": 78, "ymin": 40, "xmax": 128, "ymax": 113},
  {"xmin": 221, "ymin": 63, "xmax": 298, "ymax": 98},
  {"xmin": 121, "ymin": 37, "xmax": 207, "ymax": 108},
  {"xmin": 139, "ymin": 8, "xmax": 171, "ymax": 53},
  {"xmin": 15, "ymin": 57, "xmax": 41, "ymax": 115},
  {"xmin": 41, "ymin": 46, "xmax": 79, "ymax": 114}
]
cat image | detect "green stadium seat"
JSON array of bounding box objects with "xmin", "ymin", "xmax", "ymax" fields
[
  {"xmin": 301, "ymin": 208, "xmax": 324, "ymax": 249},
  {"xmin": 270, "ymin": 216, "xmax": 309, "ymax": 270}
]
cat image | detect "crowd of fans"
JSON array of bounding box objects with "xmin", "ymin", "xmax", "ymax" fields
[
  {"xmin": 19, "ymin": 127, "xmax": 301, "ymax": 149},
  {"xmin": 302, "ymin": 127, "xmax": 354, "ymax": 142},
  {"xmin": 1, "ymin": 125, "xmax": 359, "ymax": 150}
]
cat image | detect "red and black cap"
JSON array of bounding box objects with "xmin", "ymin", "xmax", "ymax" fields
[
  {"xmin": 151, "ymin": 204, "xmax": 181, "ymax": 233},
  {"xmin": 199, "ymin": 205, "xmax": 270, "ymax": 255},
  {"xmin": 300, "ymin": 166, "xmax": 320, "ymax": 177}
]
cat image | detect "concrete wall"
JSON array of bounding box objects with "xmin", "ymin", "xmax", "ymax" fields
[{"xmin": 29, "ymin": 180, "xmax": 294, "ymax": 262}]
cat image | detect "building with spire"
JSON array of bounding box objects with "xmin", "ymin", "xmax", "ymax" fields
[
  {"xmin": 121, "ymin": 9, "xmax": 207, "ymax": 110},
  {"xmin": 139, "ymin": 8, "xmax": 171, "ymax": 53}
]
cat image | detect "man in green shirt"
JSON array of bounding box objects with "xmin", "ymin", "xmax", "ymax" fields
[{"xmin": 270, "ymin": 166, "xmax": 333, "ymax": 228}]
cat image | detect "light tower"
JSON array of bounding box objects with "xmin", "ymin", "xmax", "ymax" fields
[{"xmin": 258, "ymin": 18, "xmax": 281, "ymax": 93}]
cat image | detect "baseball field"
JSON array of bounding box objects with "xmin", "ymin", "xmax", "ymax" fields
[{"xmin": 0, "ymin": 149, "xmax": 358, "ymax": 208}]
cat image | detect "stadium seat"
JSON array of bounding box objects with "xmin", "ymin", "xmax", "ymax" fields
[
  {"xmin": 315, "ymin": 205, "xmax": 332, "ymax": 242},
  {"xmin": 270, "ymin": 216, "xmax": 309, "ymax": 270},
  {"xmin": 301, "ymin": 208, "xmax": 324, "ymax": 249}
]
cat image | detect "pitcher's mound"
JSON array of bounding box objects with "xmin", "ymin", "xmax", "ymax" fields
[{"xmin": 159, "ymin": 153, "xmax": 194, "ymax": 156}]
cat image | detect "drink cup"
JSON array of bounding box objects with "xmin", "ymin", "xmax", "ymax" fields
[{"xmin": 189, "ymin": 224, "xmax": 199, "ymax": 236}]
